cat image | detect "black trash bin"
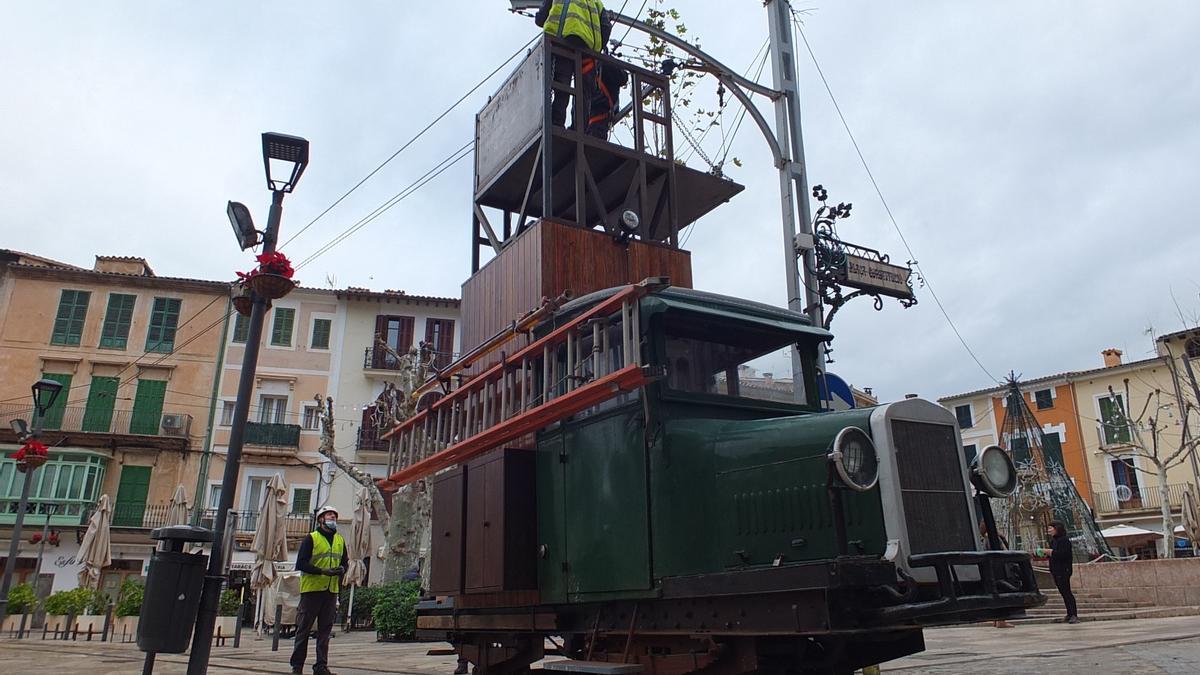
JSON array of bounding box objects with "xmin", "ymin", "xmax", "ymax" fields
[{"xmin": 137, "ymin": 525, "xmax": 214, "ymax": 654}]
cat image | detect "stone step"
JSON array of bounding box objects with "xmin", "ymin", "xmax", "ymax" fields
[
  {"xmin": 1010, "ymin": 605, "xmax": 1200, "ymax": 626},
  {"xmin": 1039, "ymin": 599, "xmax": 1155, "ymax": 609}
]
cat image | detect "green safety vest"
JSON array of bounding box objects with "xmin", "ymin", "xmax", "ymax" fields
[
  {"xmin": 300, "ymin": 530, "xmax": 346, "ymax": 594},
  {"xmin": 544, "ymin": 0, "xmax": 605, "ymax": 52}
]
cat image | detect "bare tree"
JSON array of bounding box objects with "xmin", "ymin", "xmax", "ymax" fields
[
  {"xmin": 311, "ymin": 339, "xmax": 436, "ymax": 583},
  {"xmin": 1100, "ymin": 354, "xmax": 1200, "ymax": 557}
]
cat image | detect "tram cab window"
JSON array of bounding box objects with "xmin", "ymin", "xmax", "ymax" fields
[{"xmin": 662, "ymin": 315, "xmax": 810, "ymax": 405}]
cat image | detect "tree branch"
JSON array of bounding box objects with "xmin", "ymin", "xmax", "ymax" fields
[{"xmin": 314, "ymin": 395, "xmax": 391, "ymax": 531}]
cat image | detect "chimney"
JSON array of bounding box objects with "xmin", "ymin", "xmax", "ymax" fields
[
  {"xmin": 763, "ymin": 372, "xmax": 774, "ymax": 386},
  {"xmin": 1101, "ymin": 348, "xmax": 1123, "ymax": 368}
]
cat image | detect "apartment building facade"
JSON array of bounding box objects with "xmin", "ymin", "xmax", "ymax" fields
[{"xmin": 0, "ymin": 251, "xmax": 229, "ymax": 595}]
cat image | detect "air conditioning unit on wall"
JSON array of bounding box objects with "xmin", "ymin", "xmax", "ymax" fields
[{"xmin": 161, "ymin": 414, "xmax": 186, "ymax": 435}]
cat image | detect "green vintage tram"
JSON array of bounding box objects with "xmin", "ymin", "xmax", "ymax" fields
[{"xmin": 413, "ymin": 285, "xmax": 1042, "ymax": 675}]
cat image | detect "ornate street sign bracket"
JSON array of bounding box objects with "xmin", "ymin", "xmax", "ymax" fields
[{"xmin": 808, "ymin": 185, "xmax": 919, "ymax": 333}]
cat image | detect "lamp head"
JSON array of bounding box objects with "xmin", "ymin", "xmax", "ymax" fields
[
  {"xmin": 227, "ymin": 201, "xmax": 259, "ymax": 250},
  {"xmin": 262, "ymin": 132, "xmax": 310, "ymax": 193},
  {"xmin": 9, "ymin": 418, "xmax": 28, "ymax": 439},
  {"xmin": 31, "ymin": 378, "xmax": 64, "ymax": 416}
]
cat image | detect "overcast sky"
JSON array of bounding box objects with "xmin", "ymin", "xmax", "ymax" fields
[{"xmin": 3, "ymin": 1, "xmax": 1198, "ymax": 403}]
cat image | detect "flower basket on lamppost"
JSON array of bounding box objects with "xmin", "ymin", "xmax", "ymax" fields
[
  {"xmin": 238, "ymin": 251, "xmax": 296, "ymax": 301},
  {"xmin": 11, "ymin": 439, "xmax": 49, "ymax": 473}
]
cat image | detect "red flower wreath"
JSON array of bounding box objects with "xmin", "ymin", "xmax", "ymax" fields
[
  {"xmin": 10, "ymin": 439, "xmax": 48, "ymax": 462},
  {"xmin": 237, "ymin": 251, "xmax": 295, "ymax": 281}
]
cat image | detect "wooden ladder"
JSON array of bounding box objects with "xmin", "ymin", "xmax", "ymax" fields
[{"xmin": 380, "ymin": 278, "xmax": 666, "ymax": 488}]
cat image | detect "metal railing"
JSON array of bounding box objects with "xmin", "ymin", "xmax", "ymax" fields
[
  {"xmin": 363, "ymin": 345, "xmax": 458, "ymax": 371},
  {"xmin": 0, "ymin": 499, "xmax": 93, "ymax": 526},
  {"xmin": 1093, "ymin": 483, "xmax": 1189, "ymax": 514},
  {"xmin": 88, "ymin": 503, "xmax": 315, "ymax": 535},
  {"xmin": 244, "ymin": 422, "xmax": 301, "ymax": 448},
  {"xmin": 0, "ymin": 404, "xmax": 192, "ymax": 439},
  {"xmin": 357, "ymin": 427, "xmax": 390, "ymax": 453}
]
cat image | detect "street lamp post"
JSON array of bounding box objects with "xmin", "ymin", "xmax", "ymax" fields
[
  {"xmin": 186, "ymin": 132, "xmax": 309, "ymax": 674},
  {"xmin": 0, "ymin": 378, "xmax": 64, "ymax": 623}
]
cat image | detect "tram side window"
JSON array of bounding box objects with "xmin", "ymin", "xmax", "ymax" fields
[{"xmin": 663, "ymin": 316, "xmax": 802, "ymax": 404}]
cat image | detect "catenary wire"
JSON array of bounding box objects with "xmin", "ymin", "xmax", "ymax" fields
[
  {"xmin": 791, "ymin": 14, "xmax": 999, "ymax": 384},
  {"xmin": 278, "ymin": 34, "xmax": 539, "ymax": 251}
]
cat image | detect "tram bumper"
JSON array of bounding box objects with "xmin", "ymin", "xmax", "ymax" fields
[{"xmin": 862, "ymin": 550, "xmax": 1044, "ymax": 625}]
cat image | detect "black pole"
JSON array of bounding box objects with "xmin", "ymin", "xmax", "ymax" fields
[
  {"xmin": 0, "ymin": 405, "xmax": 46, "ymax": 624},
  {"xmin": 977, "ymin": 492, "xmax": 1003, "ymax": 551},
  {"xmin": 187, "ymin": 189, "xmax": 286, "ymax": 674},
  {"xmin": 271, "ymin": 604, "xmax": 282, "ymax": 652}
]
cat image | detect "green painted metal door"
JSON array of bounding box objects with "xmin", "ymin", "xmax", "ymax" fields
[
  {"xmin": 39, "ymin": 373, "xmax": 72, "ymax": 430},
  {"xmin": 536, "ymin": 434, "xmax": 568, "ymax": 603},
  {"xmin": 130, "ymin": 379, "xmax": 166, "ymax": 435},
  {"xmin": 562, "ymin": 411, "xmax": 652, "ymax": 598},
  {"xmin": 113, "ymin": 465, "xmax": 151, "ymax": 527},
  {"xmin": 82, "ymin": 376, "xmax": 119, "ymax": 432}
]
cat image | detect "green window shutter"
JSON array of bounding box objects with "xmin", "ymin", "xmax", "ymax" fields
[
  {"xmin": 311, "ymin": 318, "xmax": 331, "ymax": 350},
  {"xmin": 292, "ymin": 488, "xmax": 312, "ymax": 514},
  {"xmin": 1100, "ymin": 396, "xmax": 1131, "ymax": 444},
  {"xmin": 130, "ymin": 379, "xmax": 167, "ymax": 435},
  {"xmin": 40, "ymin": 373, "xmax": 73, "ymax": 430},
  {"xmin": 271, "ymin": 308, "xmax": 295, "ymax": 346},
  {"xmin": 145, "ymin": 297, "xmax": 181, "ymax": 353},
  {"xmin": 50, "ymin": 290, "xmax": 90, "ymax": 346},
  {"xmin": 99, "ymin": 294, "xmax": 136, "ymax": 349},
  {"xmin": 113, "ymin": 465, "xmax": 152, "ymax": 527},
  {"xmin": 232, "ymin": 313, "xmax": 249, "ymax": 343},
  {"xmin": 82, "ymin": 376, "xmax": 119, "ymax": 432}
]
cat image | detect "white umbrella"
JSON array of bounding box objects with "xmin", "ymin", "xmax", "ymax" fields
[
  {"xmin": 1182, "ymin": 484, "xmax": 1200, "ymax": 543},
  {"xmin": 1099, "ymin": 523, "xmax": 1159, "ymax": 542},
  {"xmin": 165, "ymin": 484, "xmax": 190, "ymax": 527},
  {"xmin": 344, "ymin": 487, "xmax": 372, "ymax": 629},
  {"xmin": 345, "ymin": 487, "xmax": 371, "ymax": 588},
  {"xmin": 77, "ymin": 494, "xmax": 113, "ymax": 589},
  {"xmin": 250, "ymin": 474, "xmax": 289, "ymax": 591}
]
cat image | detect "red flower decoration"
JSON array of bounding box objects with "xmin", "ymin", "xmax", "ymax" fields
[
  {"xmin": 10, "ymin": 439, "xmax": 48, "ymax": 462},
  {"xmin": 237, "ymin": 251, "xmax": 295, "ymax": 281}
]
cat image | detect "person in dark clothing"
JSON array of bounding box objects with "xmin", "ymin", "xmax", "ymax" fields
[
  {"xmin": 536, "ymin": 0, "xmax": 606, "ymax": 128},
  {"xmin": 1037, "ymin": 520, "xmax": 1079, "ymax": 624},
  {"xmin": 290, "ymin": 505, "xmax": 349, "ymax": 675}
]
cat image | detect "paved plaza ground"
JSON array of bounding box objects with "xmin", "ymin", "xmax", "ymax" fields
[{"xmin": 2, "ymin": 615, "xmax": 1199, "ymax": 674}]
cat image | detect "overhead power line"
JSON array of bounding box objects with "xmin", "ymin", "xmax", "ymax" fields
[
  {"xmin": 791, "ymin": 14, "xmax": 999, "ymax": 384},
  {"xmin": 279, "ymin": 34, "xmax": 540, "ymax": 251}
]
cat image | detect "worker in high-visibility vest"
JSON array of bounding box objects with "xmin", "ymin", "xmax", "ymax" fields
[
  {"xmin": 536, "ymin": 0, "xmax": 606, "ymax": 128},
  {"xmin": 290, "ymin": 505, "xmax": 348, "ymax": 675}
]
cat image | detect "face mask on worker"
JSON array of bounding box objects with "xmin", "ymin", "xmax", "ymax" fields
[{"xmin": 323, "ymin": 518, "xmax": 337, "ymax": 531}]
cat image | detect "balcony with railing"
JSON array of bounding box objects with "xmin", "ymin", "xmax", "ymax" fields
[
  {"xmin": 363, "ymin": 345, "xmax": 458, "ymax": 373},
  {"xmin": 357, "ymin": 426, "xmax": 390, "ymax": 453},
  {"xmin": 88, "ymin": 502, "xmax": 315, "ymax": 536},
  {"xmin": 0, "ymin": 404, "xmax": 192, "ymax": 439},
  {"xmin": 1093, "ymin": 482, "xmax": 1189, "ymax": 515},
  {"xmin": 243, "ymin": 422, "xmax": 302, "ymax": 448}
]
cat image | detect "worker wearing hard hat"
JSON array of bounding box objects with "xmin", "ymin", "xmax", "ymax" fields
[
  {"xmin": 535, "ymin": 0, "xmax": 606, "ymax": 128},
  {"xmin": 290, "ymin": 505, "xmax": 348, "ymax": 675}
]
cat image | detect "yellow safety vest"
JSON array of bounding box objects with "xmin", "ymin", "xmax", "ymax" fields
[
  {"xmin": 544, "ymin": 0, "xmax": 605, "ymax": 52},
  {"xmin": 300, "ymin": 530, "xmax": 346, "ymax": 594}
]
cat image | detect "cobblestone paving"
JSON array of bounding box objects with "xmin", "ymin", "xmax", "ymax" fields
[{"xmin": 1, "ymin": 615, "xmax": 1198, "ymax": 674}]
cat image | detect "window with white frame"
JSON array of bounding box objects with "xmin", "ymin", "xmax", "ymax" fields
[
  {"xmin": 291, "ymin": 487, "xmax": 313, "ymax": 514},
  {"xmin": 954, "ymin": 404, "xmax": 974, "ymax": 429},
  {"xmin": 302, "ymin": 405, "xmax": 321, "ymax": 431},
  {"xmin": 258, "ymin": 395, "xmax": 288, "ymax": 424},
  {"xmin": 1034, "ymin": 388, "xmax": 1054, "ymax": 410},
  {"xmin": 220, "ymin": 401, "xmax": 235, "ymax": 426}
]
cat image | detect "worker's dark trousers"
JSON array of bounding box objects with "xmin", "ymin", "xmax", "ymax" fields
[
  {"xmin": 1053, "ymin": 572, "xmax": 1078, "ymax": 618},
  {"xmin": 551, "ymin": 35, "xmax": 594, "ymax": 128},
  {"xmin": 291, "ymin": 590, "xmax": 337, "ymax": 672}
]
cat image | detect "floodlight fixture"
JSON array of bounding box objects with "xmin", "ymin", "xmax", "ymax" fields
[
  {"xmin": 970, "ymin": 445, "xmax": 1018, "ymax": 498},
  {"xmin": 261, "ymin": 132, "xmax": 310, "ymax": 193},
  {"xmin": 31, "ymin": 378, "xmax": 64, "ymax": 416},
  {"xmin": 9, "ymin": 419, "xmax": 28, "ymax": 438},
  {"xmin": 227, "ymin": 201, "xmax": 260, "ymax": 250}
]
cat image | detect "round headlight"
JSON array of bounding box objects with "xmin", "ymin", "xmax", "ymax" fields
[
  {"xmin": 829, "ymin": 427, "xmax": 879, "ymax": 492},
  {"xmin": 972, "ymin": 445, "xmax": 1017, "ymax": 497}
]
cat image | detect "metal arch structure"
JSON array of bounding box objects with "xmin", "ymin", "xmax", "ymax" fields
[{"xmin": 609, "ymin": 1, "xmax": 825, "ymax": 402}]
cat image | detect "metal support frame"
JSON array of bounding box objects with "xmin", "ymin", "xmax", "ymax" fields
[
  {"xmin": 0, "ymin": 405, "xmax": 48, "ymax": 624},
  {"xmin": 608, "ymin": 2, "xmax": 824, "ymax": 403}
]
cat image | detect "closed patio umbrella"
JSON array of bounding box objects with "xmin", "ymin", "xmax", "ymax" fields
[
  {"xmin": 250, "ymin": 473, "xmax": 289, "ymax": 591},
  {"xmin": 165, "ymin": 484, "xmax": 190, "ymax": 527},
  {"xmin": 1182, "ymin": 485, "xmax": 1200, "ymax": 545},
  {"xmin": 344, "ymin": 486, "xmax": 373, "ymax": 629},
  {"xmin": 77, "ymin": 494, "xmax": 113, "ymax": 589}
]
